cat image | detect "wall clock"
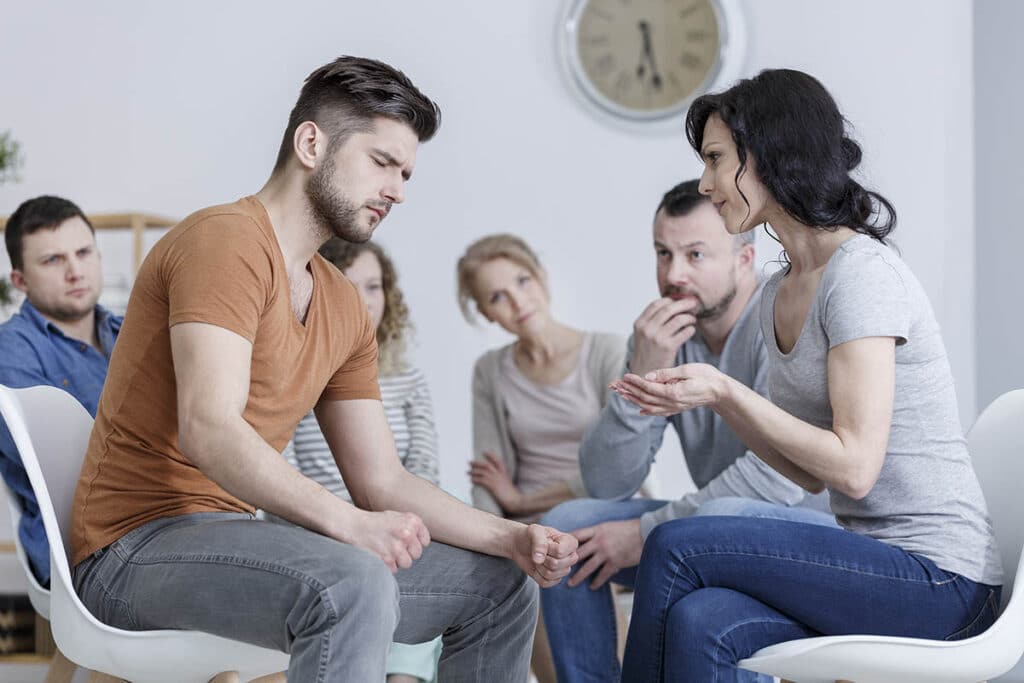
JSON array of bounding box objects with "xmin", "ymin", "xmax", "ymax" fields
[{"xmin": 559, "ymin": 0, "xmax": 746, "ymax": 130}]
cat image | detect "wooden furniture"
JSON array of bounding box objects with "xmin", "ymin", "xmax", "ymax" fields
[{"xmin": 0, "ymin": 212, "xmax": 176, "ymax": 274}]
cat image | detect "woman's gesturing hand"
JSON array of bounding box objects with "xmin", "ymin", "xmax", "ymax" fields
[{"xmin": 609, "ymin": 363, "xmax": 726, "ymax": 417}]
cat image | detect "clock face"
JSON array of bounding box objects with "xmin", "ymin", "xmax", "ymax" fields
[{"xmin": 566, "ymin": 0, "xmax": 725, "ymax": 121}]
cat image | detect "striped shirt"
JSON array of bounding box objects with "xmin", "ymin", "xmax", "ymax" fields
[{"xmin": 284, "ymin": 366, "xmax": 439, "ymax": 501}]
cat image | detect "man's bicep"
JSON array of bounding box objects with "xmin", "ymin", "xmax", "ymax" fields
[
  {"xmin": 314, "ymin": 398, "xmax": 401, "ymax": 503},
  {"xmin": 169, "ymin": 322, "xmax": 253, "ymax": 424}
]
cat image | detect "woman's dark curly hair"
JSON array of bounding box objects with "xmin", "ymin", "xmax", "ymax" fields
[
  {"xmin": 319, "ymin": 238, "xmax": 412, "ymax": 376},
  {"xmin": 685, "ymin": 68, "xmax": 896, "ymax": 244}
]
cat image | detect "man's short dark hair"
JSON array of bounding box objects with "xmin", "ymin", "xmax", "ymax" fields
[
  {"xmin": 656, "ymin": 179, "xmax": 707, "ymax": 220},
  {"xmin": 272, "ymin": 55, "xmax": 442, "ymax": 172},
  {"xmin": 4, "ymin": 195, "xmax": 93, "ymax": 270},
  {"xmin": 655, "ymin": 179, "xmax": 754, "ymax": 247}
]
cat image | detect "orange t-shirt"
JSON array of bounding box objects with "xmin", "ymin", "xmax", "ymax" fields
[{"xmin": 71, "ymin": 196, "xmax": 381, "ymax": 565}]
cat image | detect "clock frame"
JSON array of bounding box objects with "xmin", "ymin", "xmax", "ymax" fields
[{"xmin": 559, "ymin": 0, "xmax": 746, "ymax": 130}]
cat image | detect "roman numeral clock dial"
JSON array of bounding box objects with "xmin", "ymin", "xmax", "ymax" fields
[{"xmin": 560, "ymin": 0, "xmax": 745, "ymax": 130}]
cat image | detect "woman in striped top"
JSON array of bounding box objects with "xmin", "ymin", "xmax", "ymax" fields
[{"xmin": 284, "ymin": 238, "xmax": 440, "ymax": 683}]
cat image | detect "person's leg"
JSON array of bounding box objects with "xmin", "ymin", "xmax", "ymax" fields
[
  {"xmin": 693, "ymin": 496, "xmax": 839, "ymax": 527},
  {"xmin": 538, "ymin": 498, "xmax": 667, "ymax": 683},
  {"xmin": 664, "ymin": 588, "xmax": 814, "ymax": 683},
  {"xmin": 622, "ymin": 516, "xmax": 1002, "ymax": 682},
  {"xmin": 530, "ymin": 607, "xmax": 557, "ymax": 683},
  {"xmin": 391, "ymin": 540, "xmax": 539, "ymax": 683},
  {"xmin": 73, "ymin": 512, "xmax": 400, "ymax": 682}
]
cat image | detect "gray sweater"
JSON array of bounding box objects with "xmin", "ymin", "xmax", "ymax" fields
[
  {"xmin": 580, "ymin": 282, "xmax": 826, "ymax": 537},
  {"xmin": 470, "ymin": 331, "xmax": 625, "ymax": 516}
]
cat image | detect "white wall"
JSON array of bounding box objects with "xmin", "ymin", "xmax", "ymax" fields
[
  {"xmin": 0, "ymin": 0, "xmax": 975, "ymax": 503},
  {"xmin": 975, "ymin": 0, "xmax": 1024, "ymax": 412}
]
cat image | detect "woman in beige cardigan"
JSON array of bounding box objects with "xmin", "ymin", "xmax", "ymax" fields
[{"xmin": 457, "ymin": 233, "xmax": 624, "ymax": 683}]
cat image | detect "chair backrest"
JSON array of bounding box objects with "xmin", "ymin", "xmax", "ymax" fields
[
  {"xmin": 967, "ymin": 389, "xmax": 1024, "ymax": 607},
  {"xmin": 0, "ymin": 385, "xmax": 94, "ymax": 591}
]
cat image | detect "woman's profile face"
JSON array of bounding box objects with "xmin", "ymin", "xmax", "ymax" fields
[
  {"xmin": 343, "ymin": 250, "xmax": 387, "ymax": 330},
  {"xmin": 471, "ymin": 257, "xmax": 550, "ymax": 337},
  {"xmin": 697, "ymin": 114, "xmax": 776, "ymax": 234}
]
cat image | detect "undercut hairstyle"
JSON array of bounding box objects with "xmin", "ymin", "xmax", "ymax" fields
[
  {"xmin": 657, "ymin": 179, "xmax": 754, "ymax": 247},
  {"xmin": 456, "ymin": 234, "xmax": 545, "ymax": 323},
  {"xmin": 685, "ymin": 68, "xmax": 896, "ymax": 244},
  {"xmin": 4, "ymin": 195, "xmax": 93, "ymax": 270},
  {"xmin": 319, "ymin": 238, "xmax": 411, "ymax": 377},
  {"xmin": 273, "ymin": 55, "xmax": 442, "ymax": 172}
]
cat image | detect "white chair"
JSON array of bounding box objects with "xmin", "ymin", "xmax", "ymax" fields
[
  {"xmin": 2, "ymin": 472, "xmax": 86, "ymax": 683},
  {"xmin": 0, "ymin": 384, "xmax": 290, "ymax": 683},
  {"xmin": 738, "ymin": 389, "xmax": 1024, "ymax": 683}
]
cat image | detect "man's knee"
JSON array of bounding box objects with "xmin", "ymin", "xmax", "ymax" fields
[
  {"xmin": 540, "ymin": 498, "xmax": 611, "ymax": 531},
  {"xmin": 306, "ymin": 548, "xmax": 400, "ymax": 638}
]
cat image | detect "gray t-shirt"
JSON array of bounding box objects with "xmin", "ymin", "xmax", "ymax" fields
[
  {"xmin": 581, "ymin": 281, "xmax": 829, "ymax": 537},
  {"xmin": 761, "ymin": 235, "xmax": 1002, "ymax": 585}
]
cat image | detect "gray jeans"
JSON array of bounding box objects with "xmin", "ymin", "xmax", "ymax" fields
[{"xmin": 73, "ymin": 512, "xmax": 538, "ymax": 682}]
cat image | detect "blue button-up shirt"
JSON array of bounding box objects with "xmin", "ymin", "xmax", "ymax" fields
[{"xmin": 0, "ymin": 299, "xmax": 121, "ymax": 586}]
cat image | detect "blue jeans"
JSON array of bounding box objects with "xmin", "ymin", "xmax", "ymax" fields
[
  {"xmin": 622, "ymin": 516, "xmax": 1002, "ymax": 682},
  {"xmin": 539, "ymin": 497, "xmax": 837, "ymax": 683}
]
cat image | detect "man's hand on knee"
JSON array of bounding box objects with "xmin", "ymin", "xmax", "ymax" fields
[
  {"xmin": 345, "ymin": 510, "xmax": 431, "ymax": 572},
  {"xmin": 568, "ymin": 518, "xmax": 644, "ymax": 589}
]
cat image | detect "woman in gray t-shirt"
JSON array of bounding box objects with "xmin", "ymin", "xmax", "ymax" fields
[{"xmin": 611, "ymin": 69, "xmax": 1003, "ymax": 682}]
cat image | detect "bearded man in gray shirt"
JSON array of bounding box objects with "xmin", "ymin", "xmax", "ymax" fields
[{"xmin": 539, "ymin": 180, "xmax": 834, "ymax": 683}]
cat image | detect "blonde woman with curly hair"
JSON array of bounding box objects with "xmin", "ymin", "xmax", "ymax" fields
[{"xmin": 285, "ymin": 238, "xmax": 440, "ymax": 683}]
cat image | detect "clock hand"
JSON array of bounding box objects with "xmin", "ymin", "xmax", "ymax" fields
[{"xmin": 637, "ymin": 20, "xmax": 664, "ymax": 90}]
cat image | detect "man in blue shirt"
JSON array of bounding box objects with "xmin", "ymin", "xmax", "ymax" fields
[{"xmin": 0, "ymin": 195, "xmax": 121, "ymax": 586}]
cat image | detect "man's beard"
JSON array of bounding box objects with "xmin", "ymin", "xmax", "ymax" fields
[
  {"xmin": 662, "ymin": 275, "xmax": 738, "ymax": 321},
  {"xmin": 36, "ymin": 295, "xmax": 98, "ymax": 323},
  {"xmin": 305, "ymin": 155, "xmax": 369, "ymax": 243}
]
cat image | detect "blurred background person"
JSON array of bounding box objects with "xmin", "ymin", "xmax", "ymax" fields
[
  {"xmin": 286, "ymin": 238, "xmax": 440, "ymax": 683},
  {"xmin": 457, "ymin": 233, "xmax": 624, "ymax": 683}
]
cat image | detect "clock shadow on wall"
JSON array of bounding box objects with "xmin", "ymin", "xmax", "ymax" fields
[{"xmin": 559, "ymin": 0, "xmax": 746, "ymax": 134}]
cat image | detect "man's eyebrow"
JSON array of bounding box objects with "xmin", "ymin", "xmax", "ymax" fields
[
  {"xmin": 374, "ymin": 149, "xmax": 412, "ymax": 181},
  {"xmin": 655, "ymin": 239, "xmax": 708, "ymax": 249}
]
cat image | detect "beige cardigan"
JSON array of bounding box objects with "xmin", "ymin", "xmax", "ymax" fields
[{"xmin": 469, "ymin": 331, "xmax": 626, "ymax": 517}]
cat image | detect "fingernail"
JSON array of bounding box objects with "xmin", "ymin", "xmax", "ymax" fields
[{"xmin": 645, "ymin": 372, "xmax": 656, "ymax": 380}]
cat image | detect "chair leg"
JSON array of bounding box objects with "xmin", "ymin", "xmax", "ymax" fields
[
  {"xmin": 43, "ymin": 649, "xmax": 78, "ymax": 683},
  {"xmin": 86, "ymin": 674, "xmax": 126, "ymax": 683},
  {"xmin": 248, "ymin": 674, "xmax": 287, "ymax": 683},
  {"xmin": 208, "ymin": 673, "xmax": 241, "ymax": 683}
]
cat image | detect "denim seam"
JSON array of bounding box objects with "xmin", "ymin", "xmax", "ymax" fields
[
  {"xmin": 944, "ymin": 587, "xmax": 998, "ymax": 641},
  {"xmin": 315, "ymin": 584, "xmax": 340, "ymax": 683},
  {"xmin": 683, "ymin": 550, "xmax": 957, "ymax": 585},
  {"xmin": 603, "ymin": 586, "xmax": 622, "ymax": 678},
  {"xmin": 713, "ymin": 617, "xmax": 797, "ymax": 683},
  {"xmin": 91, "ymin": 573, "xmax": 139, "ymax": 630},
  {"xmin": 125, "ymin": 553, "xmax": 334, "ymax": 592},
  {"xmin": 653, "ymin": 556, "xmax": 687, "ymax": 681}
]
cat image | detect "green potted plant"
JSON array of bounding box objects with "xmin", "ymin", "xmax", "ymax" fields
[{"xmin": 0, "ymin": 130, "xmax": 24, "ymax": 311}]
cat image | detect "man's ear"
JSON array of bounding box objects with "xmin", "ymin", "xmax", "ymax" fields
[
  {"xmin": 292, "ymin": 121, "xmax": 325, "ymax": 172},
  {"xmin": 737, "ymin": 243, "xmax": 755, "ymax": 269},
  {"xmin": 9, "ymin": 268, "xmax": 28, "ymax": 294}
]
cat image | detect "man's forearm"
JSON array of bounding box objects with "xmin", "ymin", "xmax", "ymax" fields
[
  {"xmin": 374, "ymin": 470, "xmax": 524, "ymax": 559},
  {"xmin": 181, "ymin": 415, "xmax": 360, "ymax": 541},
  {"xmin": 580, "ymin": 393, "xmax": 664, "ymax": 498}
]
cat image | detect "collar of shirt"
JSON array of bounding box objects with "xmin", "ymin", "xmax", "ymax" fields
[{"xmin": 18, "ymin": 299, "xmax": 121, "ymax": 358}]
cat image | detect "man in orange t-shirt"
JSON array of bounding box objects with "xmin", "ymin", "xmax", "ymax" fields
[{"xmin": 70, "ymin": 55, "xmax": 578, "ymax": 682}]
